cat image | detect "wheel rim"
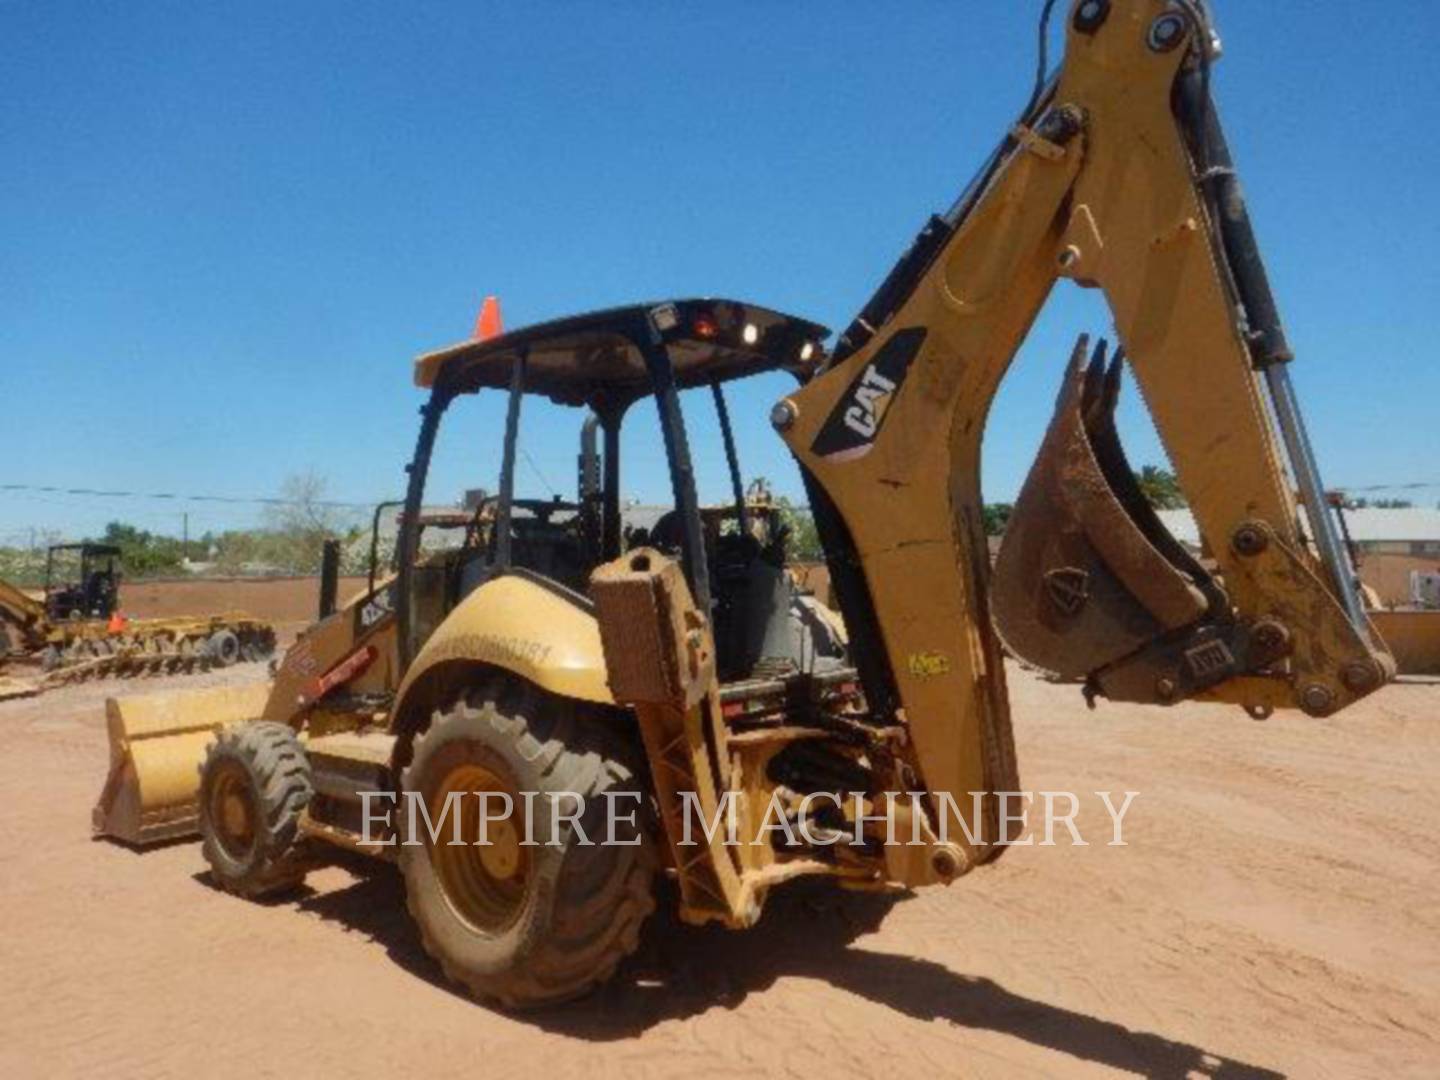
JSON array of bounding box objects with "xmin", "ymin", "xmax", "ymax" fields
[
  {"xmin": 426, "ymin": 762, "xmax": 529, "ymax": 933},
  {"xmin": 208, "ymin": 762, "xmax": 258, "ymax": 860}
]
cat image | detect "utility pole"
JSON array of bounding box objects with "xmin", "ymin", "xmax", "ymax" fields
[{"xmin": 182, "ymin": 512, "xmax": 189, "ymax": 549}]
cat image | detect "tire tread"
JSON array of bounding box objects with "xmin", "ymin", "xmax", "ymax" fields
[
  {"xmin": 198, "ymin": 721, "xmax": 313, "ymax": 898},
  {"xmin": 401, "ymin": 678, "xmax": 656, "ymax": 1009}
]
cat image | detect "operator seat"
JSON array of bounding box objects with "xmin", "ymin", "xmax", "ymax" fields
[{"xmin": 648, "ymin": 509, "xmax": 846, "ymax": 680}]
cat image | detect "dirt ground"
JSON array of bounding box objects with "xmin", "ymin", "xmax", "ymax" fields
[
  {"xmin": 0, "ymin": 665, "xmax": 1436, "ymax": 1079},
  {"xmin": 117, "ymin": 575, "xmax": 367, "ymax": 626}
]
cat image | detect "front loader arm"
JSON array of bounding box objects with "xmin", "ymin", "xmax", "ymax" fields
[
  {"xmin": 777, "ymin": 0, "xmax": 1390, "ymax": 865},
  {"xmin": 0, "ymin": 575, "xmax": 51, "ymax": 651}
]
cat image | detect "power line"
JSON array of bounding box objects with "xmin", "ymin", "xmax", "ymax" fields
[
  {"xmin": 1337, "ymin": 480, "xmax": 1440, "ymax": 493},
  {"xmin": 0, "ymin": 482, "xmax": 382, "ymax": 510}
]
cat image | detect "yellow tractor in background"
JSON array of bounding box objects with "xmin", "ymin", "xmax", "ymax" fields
[
  {"xmin": 95, "ymin": 0, "xmax": 1396, "ymax": 1008},
  {"xmin": 0, "ymin": 542, "xmax": 275, "ymax": 699},
  {"xmin": 1, "ymin": 543, "xmax": 127, "ymax": 662}
]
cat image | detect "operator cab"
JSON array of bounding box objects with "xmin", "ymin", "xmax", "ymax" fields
[
  {"xmin": 394, "ymin": 299, "xmax": 843, "ymax": 682},
  {"xmin": 44, "ymin": 542, "xmax": 121, "ymax": 622}
]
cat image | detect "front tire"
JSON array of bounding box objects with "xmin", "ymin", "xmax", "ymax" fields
[
  {"xmin": 198, "ymin": 722, "xmax": 312, "ymax": 898},
  {"xmin": 399, "ymin": 679, "xmax": 657, "ymax": 1009}
]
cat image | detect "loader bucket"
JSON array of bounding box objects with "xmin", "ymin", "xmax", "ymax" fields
[
  {"xmin": 992, "ymin": 336, "xmax": 1215, "ymax": 680},
  {"xmin": 92, "ymin": 682, "xmax": 271, "ymax": 845}
]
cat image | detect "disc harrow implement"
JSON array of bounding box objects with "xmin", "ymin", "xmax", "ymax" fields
[{"xmin": 36, "ymin": 615, "xmax": 276, "ymax": 688}]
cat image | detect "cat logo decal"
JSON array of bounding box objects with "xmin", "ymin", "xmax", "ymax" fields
[{"xmin": 811, "ymin": 327, "xmax": 927, "ymax": 462}]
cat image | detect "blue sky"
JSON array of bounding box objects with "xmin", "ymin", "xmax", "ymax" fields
[{"xmin": 4, "ymin": 1, "xmax": 1438, "ymax": 543}]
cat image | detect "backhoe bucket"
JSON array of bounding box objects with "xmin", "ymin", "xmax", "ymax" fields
[
  {"xmin": 992, "ymin": 337, "xmax": 1214, "ymax": 680},
  {"xmin": 92, "ymin": 682, "xmax": 271, "ymax": 845}
]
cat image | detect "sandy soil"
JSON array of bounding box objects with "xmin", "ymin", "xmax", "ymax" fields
[
  {"xmin": 117, "ymin": 575, "xmax": 368, "ymax": 626},
  {"xmin": 0, "ymin": 665, "xmax": 1436, "ymax": 1079}
]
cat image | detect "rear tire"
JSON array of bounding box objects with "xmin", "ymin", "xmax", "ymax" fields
[
  {"xmin": 399, "ymin": 679, "xmax": 657, "ymax": 1009},
  {"xmin": 198, "ymin": 722, "xmax": 312, "ymax": 898}
]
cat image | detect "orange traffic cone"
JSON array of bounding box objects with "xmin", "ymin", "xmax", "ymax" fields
[
  {"xmin": 472, "ymin": 295, "xmax": 503, "ymax": 341},
  {"xmin": 107, "ymin": 611, "xmax": 128, "ymax": 634}
]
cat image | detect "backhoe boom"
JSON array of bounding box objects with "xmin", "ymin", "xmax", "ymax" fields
[{"xmin": 777, "ymin": 0, "xmax": 1392, "ymax": 865}]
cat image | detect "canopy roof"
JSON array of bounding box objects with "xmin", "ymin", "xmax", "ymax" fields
[
  {"xmin": 49, "ymin": 543, "xmax": 121, "ymax": 556},
  {"xmin": 414, "ymin": 299, "xmax": 829, "ymax": 408}
]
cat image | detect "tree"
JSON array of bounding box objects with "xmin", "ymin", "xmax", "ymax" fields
[
  {"xmin": 768, "ymin": 495, "xmax": 823, "ymax": 562},
  {"xmin": 0, "ymin": 529, "xmax": 62, "ymax": 586},
  {"xmin": 260, "ymin": 471, "xmax": 355, "ymax": 573},
  {"xmin": 1135, "ymin": 465, "xmax": 1186, "ymax": 510},
  {"xmin": 746, "ymin": 477, "xmax": 823, "ymax": 562},
  {"xmin": 98, "ymin": 521, "xmax": 187, "ymax": 577},
  {"xmin": 983, "ymin": 503, "xmax": 1013, "ymax": 537},
  {"xmin": 781, "ymin": 504, "xmax": 824, "ymax": 561}
]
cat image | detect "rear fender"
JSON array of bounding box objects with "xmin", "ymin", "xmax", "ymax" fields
[{"xmin": 388, "ymin": 574, "xmax": 613, "ymax": 755}]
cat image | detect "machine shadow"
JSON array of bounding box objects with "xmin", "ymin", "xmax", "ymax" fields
[
  {"xmin": 101, "ymin": 833, "xmax": 200, "ymax": 854},
  {"xmin": 292, "ymin": 862, "xmax": 1282, "ymax": 1079}
]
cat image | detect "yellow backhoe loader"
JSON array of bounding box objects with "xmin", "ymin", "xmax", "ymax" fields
[
  {"xmin": 0, "ymin": 575, "xmax": 49, "ymax": 699},
  {"xmin": 95, "ymin": 0, "xmax": 1395, "ymax": 1008},
  {"xmin": 0, "ymin": 576, "xmax": 47, "ymax": 657}
]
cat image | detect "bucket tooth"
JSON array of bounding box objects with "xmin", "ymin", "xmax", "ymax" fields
[
  {"xmin": 992, "ymin": 335, "xmax": 1213, "ymax": 680},
  {"xmin": 92, "ymin": 682, "xmax": 271, "ymax": 846}
]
